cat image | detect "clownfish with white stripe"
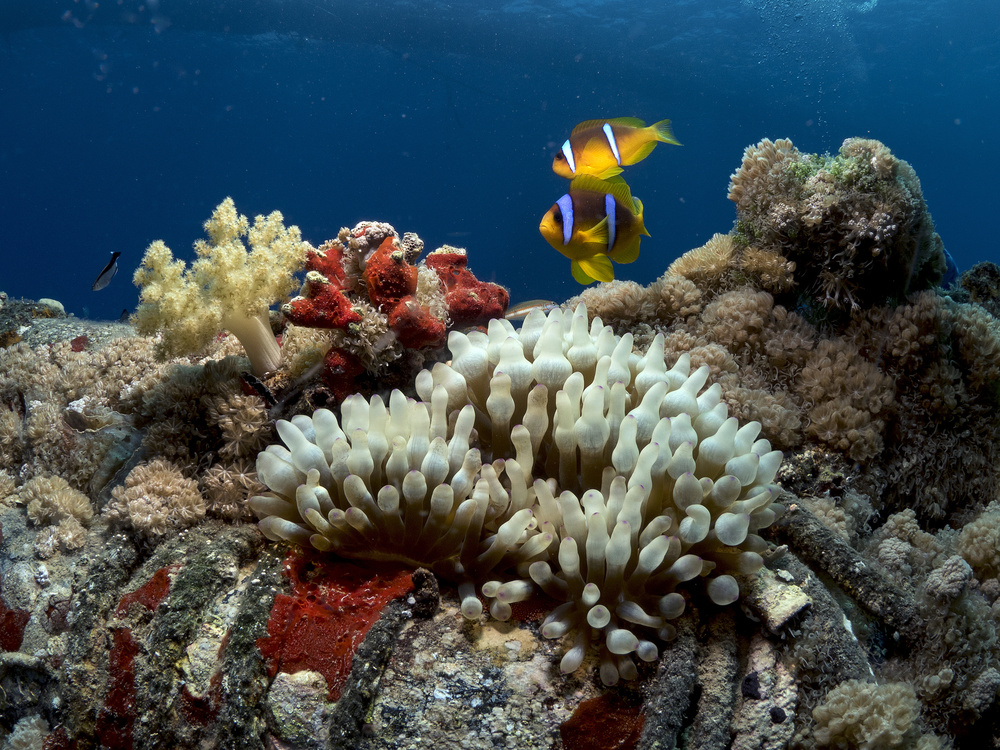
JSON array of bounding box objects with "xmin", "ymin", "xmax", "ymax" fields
[
  {"xmin": 552, "ymin": 117, "xmax": 681, "ymax": 180},
  {"xmin": 539, "ymin": 175, "xmax": 649, "ymax": 285}
]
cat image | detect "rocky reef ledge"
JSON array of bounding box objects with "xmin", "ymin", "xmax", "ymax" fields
[{"xmin": 2, "ymin": 138, "xmax": 999, "ymax": 750}]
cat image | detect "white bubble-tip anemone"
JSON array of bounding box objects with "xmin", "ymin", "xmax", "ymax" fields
[{"xmin": 250, "ymin": 302, "xmax": 784, "ymax": 685}]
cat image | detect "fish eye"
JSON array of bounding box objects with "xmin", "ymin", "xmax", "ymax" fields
[
  {"xmin": 555, "ymin": 153, "xmax": 564, "ymax": 160},
  {"xmin": 552, "ymin": 208, "xmax": 562, "ymax": 223}
]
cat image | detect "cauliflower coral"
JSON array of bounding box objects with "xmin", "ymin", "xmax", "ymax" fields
[{"xmin": 133, "ymin": 197, "xmax": 307, "ymax": 376}]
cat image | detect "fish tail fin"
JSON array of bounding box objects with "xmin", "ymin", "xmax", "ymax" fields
[
  {"xmin": 573, "ymin": 255, "xmax": 614, "ymax": 284},
  {"xmin": 651, "ymin": 119, "xmax": 681, "ymax": 146}
]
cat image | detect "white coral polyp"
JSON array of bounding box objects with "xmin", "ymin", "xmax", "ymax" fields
[{"xmin": 250, "ymin": 303, "xmax": 783, "ymax": 685}]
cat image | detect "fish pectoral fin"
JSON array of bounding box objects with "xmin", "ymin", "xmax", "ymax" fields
[
  {"xmin": 577, "ymin": 216, "xmax": 610, "ymax": 247},
  {"xmin": 575, "ymin": 254, "xmax": 615, "ymax": 283},
  {"xmin": 609, "ymin": 235, "xmax": 642, "ymax": 264},
  {"xmin": 596, "ymin": 166, "xmax": 624, "ymax": 180}
]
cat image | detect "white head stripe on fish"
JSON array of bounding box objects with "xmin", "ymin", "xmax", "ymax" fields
[
  {"xmin": 561, "ymin": 140, "xmax": 576, "ymax": 174},
  {"xmin": 557, "ymin": 194, "xmax": 574, "ymax": 246},
  {"xmin": 602, "ymin": 122, "xmax": 622, "ymax": 165},
  {"xmin": 605, "ymin": 193, "xmax": 616, "ymax": 252}
]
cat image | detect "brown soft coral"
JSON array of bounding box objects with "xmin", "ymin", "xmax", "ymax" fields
[
  {"xmin": 650, "ymin": 274, "xmax": 703, "ymax": 322},
  {"xmin": 728, "ymin": 138, "xmax": 802, "ymax": 229},
  {"xmin": 761, "ymin": 305, "xmax": 815, "ymax": 375},
  {"xmin": 0, "ymin": 342, "xmax": 59, "ymax": 404},
  {"xmin": 722, "ymin": 383, "xmax": 803, "ymax": 450},
  {"xmin": 738, "ymin": 245, "xmax": 797, "ymax": 294},
  {"xmin": 956, "ymin": 503, "xmax": 1000, "ymax": 580},
  {"xmin": 729, "ymin": 137, "xmax": 946, "ymax": 312},
  {"xmin": 89, "ymin": 336, "xmax": 164, "ymax": 411},
  {"xmin": 203, "ymin": 388, "xmax": 270, "ymax": 459},
  {"xmin": 137, "ymin": 356, "xmax": 262, "ymax": 465},
  {"xmin": 16, "ymin": 474, "xmax": 93, "ymax": 527},
  {"xmin": 812, "ymin": 679, "xmax": 922, "ymax": 749},
  {"xmin": 844, "ymin": 293, "xmax": 1000, "ymax": 523},
  {"xmin": 567, "ymin": 280, "xmax": 657, "ymax": 332},
  {"xmin": 200, "ymin": 458, "xmax": 264, "ymax": 521},
  {"xmin": 105, "ymin": 459, "xmax": 206, "ymax": 540},
  {"xmin": 795, "ymin": 338, "xmax": 894, "ymax": 462},
  {"xmin": 949, "ymin": 301, "xmax": 1000, "ymax": 393},
  {"xmin": 0, "ymin": 469, "xmax": 15, "ymax": 499},
  {"xmin": 14, "ymin": 474, "xmax": 94, "ymax": 556},
  {"xmin": 0, "ymin": 405, "xmax": 23, "ymax": 471},
  {"xmin": 665, "ymin": 233, "xmax": 737, "ymax": 291},
  {"xmin": 696, "ymin": 288, "xmax": 775, "ymax": 354}
]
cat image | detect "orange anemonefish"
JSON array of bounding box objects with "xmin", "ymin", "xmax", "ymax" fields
[
  {"xmin": 539, "ymin": 175, "xmax": 649, "ymax": 285},
  {"xmin": 552, "ymin": 117, "xmax": 681, "ymax": 180}
]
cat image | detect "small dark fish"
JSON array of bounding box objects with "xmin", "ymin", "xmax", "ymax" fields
[
  {"xmin": 92, "ymin": 251, "xmax": 121, "ymax": 291},
  {"xmin": 118, "ymin": 308, "xmax": 130, "ymax": 323},
  {"xmin": 240, "ymin": 372, "xmax": 278, "ymax": 407}
]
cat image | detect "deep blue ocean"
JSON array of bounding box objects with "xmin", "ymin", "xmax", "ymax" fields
[{"xmin": 1, "ymin": 0, "xmax": 998, "ymax": 321}]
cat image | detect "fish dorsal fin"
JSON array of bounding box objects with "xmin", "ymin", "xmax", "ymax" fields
[
  {"xmin": 573, "ymin": 254, "xmax": 615, "ymax": 284},
  {"xmin": 570, "ymin": 175, "xmax": 635, "ymax": 210},
  {"xmin": 577, "ymin": 214, "xmax": 610, "ymax": 247},
  {"xmin": 572, "ymin": 116, "xmax": 646, "ymax": 135}
]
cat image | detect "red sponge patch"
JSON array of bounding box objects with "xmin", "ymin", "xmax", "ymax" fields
[{"xmin": 257, "ymin": 550, "xmax": 414, "ymax": 701}]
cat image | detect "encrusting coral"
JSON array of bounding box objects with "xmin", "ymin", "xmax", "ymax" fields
[
  {"xmin": 250, "ymin": 302, "xmax": 784, "ymax": 685},
  {"xmin": 132, "ymin": 197, "xmax": 307, "ymax": 376}
]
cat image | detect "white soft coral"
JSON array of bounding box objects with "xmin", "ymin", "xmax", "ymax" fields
[{"xmin": 132, "ymin": 197, "xmax": 307, "ymax": 376}]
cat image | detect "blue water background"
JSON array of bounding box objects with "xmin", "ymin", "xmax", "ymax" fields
[{"xmin": 1, "ymin": 0, "xmax": 998, "ymax": 321}]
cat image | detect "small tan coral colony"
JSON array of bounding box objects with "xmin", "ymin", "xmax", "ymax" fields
[{"xmin": 2, "ymin": 136, "xmax": 1000, "ymax": 744}]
